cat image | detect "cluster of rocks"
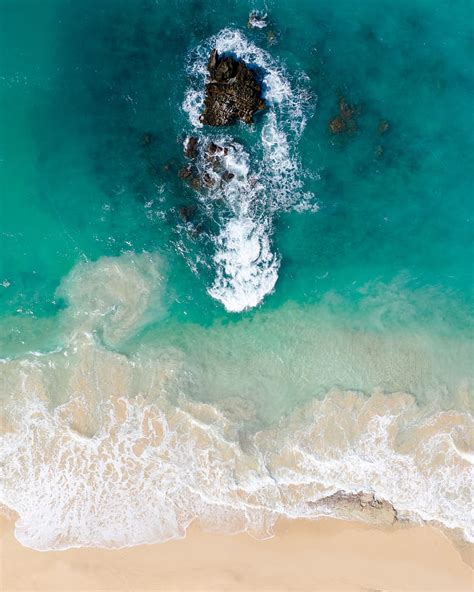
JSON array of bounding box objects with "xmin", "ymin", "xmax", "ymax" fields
[
  {"xmin": 200, "ymin": 49, "xmax": 266, "ymax": 127},
  {"xmin": 177, "ymin": 47, "xmax": 266, "ymax": 225},
  {"xmin": 329, "ymin": 97, "xmax": 358, "ymax": 134},
  {"xmin": 177, "ymin": 136, "xmax": 237, "ymax": 222},
  {"xmin": 328, "ymin": 97, "xmax": 391, "ymax": 148},
  {"xmin": 309, "ymin": 491, "xmax": 398, "ymax": 525}
]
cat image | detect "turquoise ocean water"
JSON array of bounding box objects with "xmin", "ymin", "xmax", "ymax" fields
[{"xmin": 1, "ymin": 0, "xmax": 473, "ymax": 549}]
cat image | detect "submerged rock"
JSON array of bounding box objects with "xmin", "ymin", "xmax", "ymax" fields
[
  {"xmin": 200, "ymin": 49, "xmax": 266, "ymax": 126},
  {"xmin": 378, "ymin": 119, "xmax": 390, "ymax": 135},
  {"xmin": 329, "ymin": 97, "xmax": 358, "ymax": 134},
  {"xmin": 178, "ymin": 166, "xmax": 193, "ymax": 180},
  {"xmin": 178, "ymin": 204, "xmax": 196, "ymax": 223},
  {"xmin": 329, "ymin": 116, "xmax": 347, "ymax": 134},
  {"xmin": 141, "ymin": 132, "xmax": 154, "ymax": 146}
]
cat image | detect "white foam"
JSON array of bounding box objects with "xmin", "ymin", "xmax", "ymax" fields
[
  {"xmin": 1, "ymin": 380, "xmax": 472, "ymax": 550},
  {"xmin": 208, "ymin": 216, "xmax": 279, "ymax": 312}
]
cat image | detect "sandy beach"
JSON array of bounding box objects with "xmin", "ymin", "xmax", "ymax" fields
[{"xmin": 1, "ymin": 515, "xmax": 472, "ymax": 592}]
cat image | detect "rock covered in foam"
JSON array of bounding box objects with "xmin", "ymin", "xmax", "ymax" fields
[
  {"xmin": 247, "ymin": 11, "xmax": 268, "ymax": 29},
  {"xmin": 183, "ymin": 135, "xmax": 199, "ymax": 158},
  {"xmin": 178, "ymin": 137, "xmax": 233, "ymax": 191},
  {"xmin": 200, "ymin": 49, "xmax": 266, "ymax": 126}
]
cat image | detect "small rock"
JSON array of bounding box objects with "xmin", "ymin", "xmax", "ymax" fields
[
  {"xmin": 378, "ymin": 120, "xmax": 390, "ymax": 134},
  {"xmin": 178, "ymin": 205, "xmax": 196, "ymax": 223},
  {"xmin": 248, "ymin": 11, "xmax": 268, "ymax": 29},
  {"xmin": 202, "ymin": 172, "xmax": 215, "ymax": 188},
  {"xmin": 207, "ymin": 142, "xmax": 219, "ymax": 155},
  {"xmin": 267, "ymin": 30, "xmax": 277, "ymax": 45},
  {"xmin": 329, "ymin": 96, "xmax": 358, "ymax": 135},
  {"xmin": 222, "ymin": 171, "xmax": 235, "ymax": 182},
  {"xmin": 141, "ymin": 132, "xmax": 154, "ymax": 146},
  {"xmin": 190, "ymin": 177, "xmax": 201, "ymax": 190},
  {"xmin": 329, "ymin": 115, "xmax": 347, "ymax": 134},
  {"xmin": 339, "ymin": 98, "xmax": 356, "ymax": 119},
  {"xmin": 184, "ymin": 136, "xmax": 199, "ymax": 158},
  {"xmin": 359, "ymin": 493, "xmax": 374, "ymax": 506}
]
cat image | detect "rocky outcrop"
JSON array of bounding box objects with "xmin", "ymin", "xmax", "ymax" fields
[
  {"xmin": 200, "ymin": 49, "xmax": 266, "ymax": 126},
  {"xmin": 179, "ymin": 137, "xmax": 235, "ymax": 191}
]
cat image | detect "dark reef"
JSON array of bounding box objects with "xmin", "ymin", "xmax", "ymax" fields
[{"xmin": 200, "ymin": 49, "xmax": 266, "ymax": 126}]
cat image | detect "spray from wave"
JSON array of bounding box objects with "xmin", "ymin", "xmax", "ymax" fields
[{"xmin": 181, "ymin": 29, "xmax": 316, "ymax": 313}]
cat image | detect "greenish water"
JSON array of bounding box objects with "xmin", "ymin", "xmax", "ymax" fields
[{"xmin": 0, "ymin": 0, "xmax": 473, "ymax": 550}]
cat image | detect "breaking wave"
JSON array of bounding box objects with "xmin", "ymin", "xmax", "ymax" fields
[
  {"xmin": 1, "ymin": 253, "xmax": 473, "ymax": 550},
  {"xmin": 181, "ymin": 28, "xmax": 316, "ymax": 312},
  {"xmin": 2, "ymin": 354, "xmax": 473, "ymax": 551}
]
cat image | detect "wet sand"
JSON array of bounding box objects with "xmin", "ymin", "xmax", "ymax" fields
[{"xmin": 1, "ymin": 515, "xmax": 472, "ymax": 591}]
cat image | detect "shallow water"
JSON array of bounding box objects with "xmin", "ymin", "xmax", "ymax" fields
[{"xmin": 1, "ymin": 0, "xmax": 473, "ymax": 549}]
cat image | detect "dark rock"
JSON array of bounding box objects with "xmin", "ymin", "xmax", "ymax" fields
[
  {"xmin": 178, "ymin": 166, "xmax": 201, "ymax": 189},
  {"xmin": 329, "ymin": 116, "xmax": 347, "ymax": 134},
  {"xmin": 184, "ymin": 136, "xmax": 199, "ymax": 158},
  {"xmin": 266, "ymin": 30, "xmax": 277, "ymax": 45},
  {"xmin": 207, "ymin": 141, "xmax": 219, "ymax": 155},
  {"xmin": 178, "ymin": 205, "xmax": 196, "ymax": 223},
  {"xmin": 202, "ymin": 172, "xmax": 215, "ymax": 188},
  {"xmin": 200, "ymin": 49, "xmax": 266, "ymax": 127},
  {"xmin": 378, "ymin": 120, "xmax": 390, "ymax": 134},
  {"xmin": 222, "ymin": 171, "xmax": 235, "ymax": 182},
  {"xmin": 190, "ymin": 177, "xmax": 201, "ymax": 190},
  {"xmin": 339, "ymin": 98, "xmax": 356, "ymax": 119},
  {"xmin": 309, "ymin": 491, "xmax": 398, "ymax": 525},
  {"xmin": 329, "ymin": 97, "xmax": 358, "ymax": 134},
  {"xmin": 141, "ymin": 132, "xmax": 154, "ymax": 146},
  {"xmin": 178, "ymin": 166, "xmax": 193, "ymax": 179}
]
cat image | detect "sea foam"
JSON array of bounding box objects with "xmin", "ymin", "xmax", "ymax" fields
[{"xmin": 1, "ymin": 254, "xmax": 473, "ymax": 550}]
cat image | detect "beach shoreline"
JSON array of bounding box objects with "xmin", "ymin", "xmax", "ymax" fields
[{"xmin": 1, "ymin": 514, "xmax": 472, "ymax": 592}]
